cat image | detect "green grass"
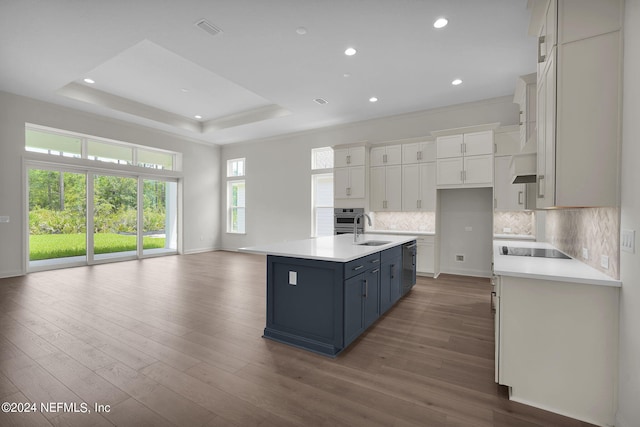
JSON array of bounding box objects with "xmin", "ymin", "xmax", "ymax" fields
[{"xmin": 29, "ymin": 233, "xmax": 166, "ymax": 261}]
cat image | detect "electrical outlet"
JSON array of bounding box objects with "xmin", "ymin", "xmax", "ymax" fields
[
  {"xmin": 600, "ymin": 255, "xmax": 609, "ymax": 270},
  {"xmin": 503, "ymin": 227, "xmax": 511, "ymax": 233},
  {"xmin": 582, "ymin": 248, "xmax": 589, "ymax": 260},
  {"xmin": 0, "ymin": 216, "xmax": 9, "ymax": 223},
  {"xmin": 455, "ymin": 254, "xmax": 465, "ymax": 262}
]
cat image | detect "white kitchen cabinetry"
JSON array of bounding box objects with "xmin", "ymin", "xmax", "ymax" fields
[
  {"xmin": 402, "ymin": 141, "xmax": 436, "ymax": 164},
  {"xmin": 534, "ymin": 0, "xmax": 622, "ymax": 208},
  {"xmin": 436, "ymin": 130, "xmax": 494, "ymax": 188},
  {"xmin": 334, "ymin": 146, "xmax": 365, "ymax": 168},
  {"xmin": 416, "ymin": 236, "xmax": 434, "ymax": 275},
  {"xmin": 370, "ymin": 165, "xmax": 401, "ymax": 211},
  {"xmin": 494, "ymin": 156, "xmax": 526, "ymax": 211},
  {"xmin": 513, "ymin": 74, "xmax": 537, "ymax": 150},
  {"xmin": 370, "ymin": 145, "xmax": 402, "ymax": 167},
  {"xmin": 495, "ymin": 274, "xmax": 619, "ymax": 426},
  {"xmin": 402, "ymin": 163, "xmax": 435, "ymax": 212},
  {"xmin": 334, "ymin": 166, "xmax": 365, "ymax": 199}
]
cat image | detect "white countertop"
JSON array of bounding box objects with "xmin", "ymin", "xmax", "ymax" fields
[
  {"xmin": 493, "ymin": 240, "xmax": 621, "ymax": 287},
  {"xmin": 240, "ymin": 233, "xmax": 418, "ymax": 262},
  {"xmin": 367, "ymin": 229, "xmax": 435, "ymax": 236}
]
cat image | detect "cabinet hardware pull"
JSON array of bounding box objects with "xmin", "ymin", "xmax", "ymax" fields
[
  {"xmin": 417, "ymin": 151, "xmax": 422, "ymax": 161},
  {"xmin": 372, "ymin": 268, "xmax": 380, "ymax": 274},
  {"xmin": 383, "ymin": 153, "xmax": 388, "ymax": 163},
  {"xmin": 371, "ymin": 259, "xmax": 380, "ymax": 264},
  {"xmin": 538, "ymin": 35, "xmax": 546, "ymax": 64},
  {"xmin": 460, "ymin": 170, "xmax": 464, "ymax": 182},
  {"xmin": 391, "ymin": 264, "xmax": 395, "ymax": 279},
  {"xmin": 353, "ymin": 265, "xmax": 364, "ymax": 271},
  {"xmin": 347, "ymin": 154, "xmax": 351, "ymax": 164},
  {"xmin": 538, "ymin": 175, "xmax": 545, "ymax": 198},
  {"xmin": 518, "ymin": 191, "xmax": 524, "ymax": 205},
  {"xmin": 347, "ymin": 187, "xmax": 351, "ymax": 196},
  {"xmin": 363, "ymin": 279, "xmax": 368, "ymax": 298},
  {"xmin": 405, "ymin": 243, "xmax": 417, "ymax": 249},
  {"xmin": 460, "ymin": 143, "xmax": 464, "ymax": 154}
]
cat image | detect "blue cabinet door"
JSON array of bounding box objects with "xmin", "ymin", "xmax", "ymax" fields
[
  {"xmin": 363, "ymin": 267, "xmax": 380, "ymax": 329},
  {"xmin": 344, "ymin": 274, "xmax": 365, "ymax": 346},
  {"xmin": 380, "ymin": 256, "xmax": 402, "ymax": 314}
]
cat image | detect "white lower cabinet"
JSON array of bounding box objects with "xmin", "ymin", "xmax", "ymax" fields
[
  {"xmin": 495, "ymin": 275, "xmax": 619, "ymax": 427},
  {"xmin": 416, "ymin": 236, "xmax": 434, "ymax": 275}
]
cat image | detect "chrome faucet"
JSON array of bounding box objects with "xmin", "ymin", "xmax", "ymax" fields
[{"xmin": 353, "ymin": 213, "xmax": 372, "ymax": 243}]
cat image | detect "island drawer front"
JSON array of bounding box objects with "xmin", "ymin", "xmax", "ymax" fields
[
  {"xmin": 345, "ymin": 253, "xmax": 381, "ymax": 279},
  {"xmin": 380, "ymin": 246, "xmax": 402, "ymax": 263}
]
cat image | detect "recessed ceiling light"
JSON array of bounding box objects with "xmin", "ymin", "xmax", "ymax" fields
[
  {"xmin": 296, "ymin": 27, "xmax": 307, "ymax": 35},
  {"xmin": 451, "ymin": 78, "xmax": 463, "ymax": 86},
  {"xmin": 83, "ymin": 78, "xmax": 95, "ymax": 84},
  {"xmin": 314, "ymin": 98, "xmax": 328, "ymax": 105},
  {"xmin": 180, "ymin": 88, "xmax": 190, "ymax": 93},
  {"xmin": 433, "ymin": 17, "xmax": 448, "ymax": 29},
  {"xmin": 369, "ymin": 97, "xmax": 378, "ymax": 103},
  {"xmin": 344, "ymin": 47, "xmax": 357, "ymax": 56},
  {"xmin": 194, "ymin": 115, "xmax": 202, "ymax": 119},
  {"xmin": 343, "ymin": 73, "xmax": 351, "ymax": 78}
]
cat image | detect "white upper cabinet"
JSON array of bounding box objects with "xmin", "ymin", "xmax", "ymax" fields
[
  {"xmin": 334, "ymin": 166, "xmax": 365, "ymax": 199},
  {"xmin": 534, "ymin": 0, "xmax": 622, "ymax": 208},
  {"xmin": 513, "ymin": 74, "xmax": 537, "ymax": 151},
  {"xmin": 370, "ymin": 165, "xmax": 401, "ymax": 211},
  {"xmin": 370, "ymin": 145, "xmax": 402, "ymax": 166},
  {"xmin": 334, "ymin": 146, "xmax": 365, "ymax": 168},
  {"xmin": 494, "ymin": 156, "xmax": 526, "ymax": 211},
  {"xmin": 402, "ymin": 141, "xmax": 436, "ymax": 164},
  {"xmin": 402, "ymin": 163, "xmax": 436, "ymax": 212},
  {"xmin": 436, "ymin": 129, "xmax": 494, "ymax": 188}
]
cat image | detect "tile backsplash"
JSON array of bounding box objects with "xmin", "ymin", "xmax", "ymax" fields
[
  {"xmin": 493, "ymin": 211, "xmax": 536, "ymax": 236},
  {"xmin": 371, "ymin": 211, "xmax": 435, "ymax": 232},
  {"xmin": 546, "ymin": 207, "xmax": 620, "ymax": 279}
]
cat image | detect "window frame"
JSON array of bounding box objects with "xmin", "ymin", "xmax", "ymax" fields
[{"xmin": 227, "ymin": 179, "xmax": 246, "ymax": 234}]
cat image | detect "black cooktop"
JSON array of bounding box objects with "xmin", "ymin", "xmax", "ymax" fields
[{"xmin": 501, "ymin": 246, "xmax": 571, "ymax": 259}]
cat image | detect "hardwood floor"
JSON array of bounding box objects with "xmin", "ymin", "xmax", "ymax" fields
[{"xmin": 0, "ymin": 251, "xmax": 595, "ymax": 427}]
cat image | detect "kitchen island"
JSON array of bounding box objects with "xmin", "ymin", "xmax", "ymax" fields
[{"xmin": 241, "ymin": 234, "xmax": 417, "ymax": 357}]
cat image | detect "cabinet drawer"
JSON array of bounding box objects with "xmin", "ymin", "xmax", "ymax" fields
[{"xmin": 345, "ymin": 253, "xmax": 380, "ymax": 279}]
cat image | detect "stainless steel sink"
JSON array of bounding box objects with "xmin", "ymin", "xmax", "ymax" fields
[{"xmin": 357, "ymin": 240, "xmax": 390, "ymax": 246}]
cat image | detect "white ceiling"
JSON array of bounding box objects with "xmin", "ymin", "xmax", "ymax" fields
[{"xmin": 0, "ymin": 0, "xmax": 536, "ymax": 145}]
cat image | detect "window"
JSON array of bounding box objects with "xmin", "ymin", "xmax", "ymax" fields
[
  {"xmin": 25, "ymin": 125, "xmax": 178, "ymax": 171},
  {"xmin": 227, "ymin": 158, "xmax": 246, "ymax": 233},
  {"xmin": 311, "ymin": 147, "xmax": 333, "ymax": 237},
  {"xmin": 228, "ymin": 181, "xmax": 246, "ymax": 233},
  {"xmin": 312, "ymin": 147, "xmax": 334, "ymax": 170}
]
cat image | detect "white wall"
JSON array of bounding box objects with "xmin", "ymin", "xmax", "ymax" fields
[
  {"xmin": 617, "ymin": 1, "xmax": 640, "ymax": 425},
  {"xmin": 438, "ymin": 188, "xmax": 494, "ymax": 277},
  {"xmin": 221, "ymin": 96, "xmax": 518, "ymax": 250},
  {"xmin": 0, "ymin": 91, "xmax": 221, "ymax": 277}
]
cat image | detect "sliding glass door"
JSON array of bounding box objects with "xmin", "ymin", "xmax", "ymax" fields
[
  {"xmin": 28, "ymin": 166, "xmax": 178, "ymax": 271},
  {"xmin": 92, "ymin": 174, "xmax": 138, "ymax": 261},
  {"xmin": 28, "ymin": 169, "xmax": 87, "ymax": 266}
]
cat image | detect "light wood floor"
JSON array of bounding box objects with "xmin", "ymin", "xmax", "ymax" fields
[{"xmin": 0, "ymin": 251, "xmax": 595, "ymax": 427}]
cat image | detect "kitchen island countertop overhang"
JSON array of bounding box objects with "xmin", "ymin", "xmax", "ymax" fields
[{"xmin": 239, "ymin": 233, "xmax": 419, "ymax": 262}]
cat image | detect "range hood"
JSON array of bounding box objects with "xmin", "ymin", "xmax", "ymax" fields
[{"xmin": 510, "ymin": 137, "xmax": 537, "ymax": 184}]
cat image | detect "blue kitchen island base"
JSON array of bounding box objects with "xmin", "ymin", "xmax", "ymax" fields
[{"xmin": 261, "ymin": 238, "xmax": 415, "ymax": 357}]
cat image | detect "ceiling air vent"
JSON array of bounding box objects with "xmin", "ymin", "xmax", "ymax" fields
[
  {"xmin": 195, "ymin": 19, "xmax": 222, "ymax": 37},
  {"xmin": 314, "ymin": 98, "xmax": 329, "ymax": 105}
]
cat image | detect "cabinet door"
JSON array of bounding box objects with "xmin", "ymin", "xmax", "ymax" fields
[
  {"xmin": 348, "ymin": 146, "xmax": 366, "ymax": 166},
  {"xmin": 436, "ymin": 134, "xmax": 464, "ymax": 159},
  {"xmin": 437, "ymin": 157, "xmax": 464, "ymax": 186},
  {"xmin": 370, "ymin": 147, "xmax": 386, "ymax": 167},
  {"xmin": 402, "ymin": 143, "xmax": 420, "ymax": 164},
  {"xmin": 536, "ymin": 47, "xmax": 556, "ymax": 208},
  {"xmin": 385, "ymin": 145, "xmax": 402, "ymax": 165},
  {"xmin": 334, "ymin": 148, "xmax": 349, "ymax": 168},
  {"xmin": 421, "ymin": 141, "xmax": 436, "ymax": 162},
  {"xmin": 464, "ymin": 155, "xmax": 494, "ymax": 185},
  {"xmin": 494, "ymin": 156, "xmax": 525, "ymax": 210},
  {"xmin": 370, "ymin": 167, "xmax": 386, "ymax": 210},
  {"xmin": 464, "ymin": 131, "xmax": 494, "ymax": 156},
  {"xmin": 334, "ymin": 168, "xmax": 350, "ymax": 199},
  {"xmin": 402, "ymin": 164, "xmax": 420, "ymax": 211},
  {"xmin": 385, "ymin": 165, "xmax": 402, "ymax": 211},
  {"xmin": 344, "ymin": 274, "xmax": 365, "ymax": 346},
  {"xmin": 419, "ymin": 163, "xmax": 436, "ymax": 211},
  {"xmin": 363, "ymin": 268, "xmax": 380, "ymax": 329},
  {"xmin": 349, "ymin": 166, "xmax": 365, "ymax": 198},
  {"xmin": 416, "ymin": 240, "xmax": 434, "ymax": 274}
]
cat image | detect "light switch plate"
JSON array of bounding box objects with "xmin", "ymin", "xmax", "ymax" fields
[
  {"xmin": 600, "ymin": 255, "xmax": 609, "ymax": 270},
  {"xmin": 0, "ymin": 216, "xmax": 9, "ymax": 223},
  {"xmin": 289, "ymin": 271, "xmax": 297, "ymax": 285},
  {"xmin": 582, "ymin": 248, "xmax": 589, "ymax": 260},
  {"xmin": 621, "ymin": 229, "xmax": 636, "ymax": 253}
]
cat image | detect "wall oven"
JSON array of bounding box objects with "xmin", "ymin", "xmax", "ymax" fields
[{"xmin": 334, "ymin": 208, "xmax": 364, "ymax": 235}]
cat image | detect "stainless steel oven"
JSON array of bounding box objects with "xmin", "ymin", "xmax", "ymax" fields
[{"xmin": 334, "ymin": 208, "xmax": 364, "ymax": 235}]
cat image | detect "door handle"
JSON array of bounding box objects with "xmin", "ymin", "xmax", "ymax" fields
[
  {"xmin": 363, "ymin": 279, "xmax": 368, "ymax": 298},
  {"xmin": 538, "ymin": 35, "xmax": 546, "ymax": 64}
]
